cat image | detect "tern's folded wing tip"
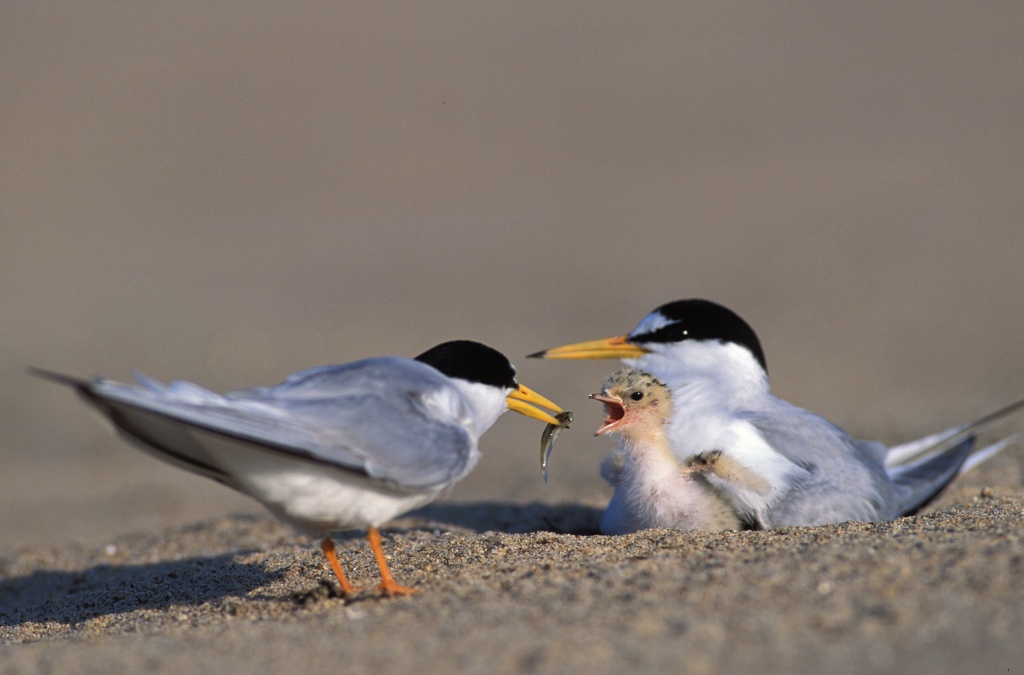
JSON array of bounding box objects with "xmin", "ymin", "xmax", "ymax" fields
[{"xmin": 27, "ymin": 366, "xmax": 89, "ymax": 388}]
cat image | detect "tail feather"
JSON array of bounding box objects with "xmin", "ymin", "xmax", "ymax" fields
[
  {"xmin": 891, "ymin": 436, "xmax": 975, "ymax": 515},
  {"xmin": 30, "ymin": 366, "xmax": 374, "ymax": 487},
  {"xmin": 28, "ymin": 367, "xmax": 93, "ymax": 392},
  {"xmin": 31, "ymin": 367, "xmax": 235, "ymax": 484},
  {"xmin": 959, "ymin": 434, "xmax": 1021, "ymax": 475},
  {"xmin": 886, "ymin": 397, "xmax": 1024, "ymax": 467}
]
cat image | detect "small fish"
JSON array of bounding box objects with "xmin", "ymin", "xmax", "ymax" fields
[{"xmin": 540, "ymin": 411, "xmax": 574, "ymax": 484}]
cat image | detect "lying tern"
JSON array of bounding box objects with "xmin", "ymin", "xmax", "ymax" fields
[{"xmin": 532, "ymin": 299, "xmax": 1023, "ymax": 529}]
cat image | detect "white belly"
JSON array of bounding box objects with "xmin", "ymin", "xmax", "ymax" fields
[{"xmin": 196, "ymin": 429, "xmax": 441, "ymax": 533}]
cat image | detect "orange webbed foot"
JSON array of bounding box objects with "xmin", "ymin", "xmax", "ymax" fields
[
  {"xmin": 379, "ymin": 580, "xmax": 421, "ymax": 596},
  {"xmin": 367, "ymin": 527, "xmax": 419, "ymax": 597}
]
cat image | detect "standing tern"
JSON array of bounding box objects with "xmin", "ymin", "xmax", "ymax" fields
[
  {"xmin": 33, "ymin": 340, "xmax": 564, "ymax": 596},
  {"xmin": 531, "ymin": 299, "xmax": 1023, "ymax": 529}
]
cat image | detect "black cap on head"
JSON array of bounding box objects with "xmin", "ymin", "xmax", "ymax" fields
[
  {"xmin": 415, "ymin": 340, "xmax": 518, "ymax": 389},
  {"xmin": 631, "ymin": 299, "xmax": 767, "ymax": 372}
]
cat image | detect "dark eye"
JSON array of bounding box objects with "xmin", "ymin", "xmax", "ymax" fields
[{"xmin": 630, "ymin": 390, "xmax": 644, "ymax": 401}]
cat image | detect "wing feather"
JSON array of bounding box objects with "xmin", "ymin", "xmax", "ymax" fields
[{"xmin": 34, "ymin": 358, "xmax": 477, "ymax": 492}]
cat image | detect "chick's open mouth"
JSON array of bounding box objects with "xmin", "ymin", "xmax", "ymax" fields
[
  {"xmin": 589, "ymin": 393, "xmax": 625, "ymax": 435},
  {"xmin": 602, "ymin": 400, "xmax": 624, "ymax": 426}
]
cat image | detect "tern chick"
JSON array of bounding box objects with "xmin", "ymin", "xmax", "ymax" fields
[
  {"xmin": 33, "ymin": 340, "xmax": 564, "ymax": 597},
  {"xmin": 591, "ymin": 368, "xmax": 743, "ymax": 534},
  {"xmin": 533, "ymin": 299, "xmax": 1024, "ymax": 529}
]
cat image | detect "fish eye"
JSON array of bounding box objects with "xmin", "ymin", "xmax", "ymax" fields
[{"xmin": 630, "ymin": 390, "xmax": 644, "ymax": 401}]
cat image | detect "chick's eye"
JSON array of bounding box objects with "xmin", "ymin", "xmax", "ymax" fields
[{"xmin": 630, "ymin": 391, "xmax": 644, "ymax": 401}]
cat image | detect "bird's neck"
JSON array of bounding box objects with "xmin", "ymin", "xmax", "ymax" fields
[
  {"xmin": 614, "ymin": 427, "xmax": 683, "ymax": 498},
  {"xmin": 617, "ymin": 423, "xmax": 675, "ymax": 455},
  {"xmin": 627, "ymin": 341, "xmax": 770, "ymax": 411},
  {"xmin": 447, "ymin": 380, "xmax": 508, "ymax": 436}
]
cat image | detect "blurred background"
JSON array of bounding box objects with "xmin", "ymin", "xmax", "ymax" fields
[{"xmin": 3, "ymin": 2, "xmax": 1022, "ymax": 549}]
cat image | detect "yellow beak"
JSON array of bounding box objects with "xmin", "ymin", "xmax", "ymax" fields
[
  {"xmin": 527, "ymin": 335, "xmax": 649, "ymax": 360},
  {"xmin": 506, "ymin": 383, "xmax": 564, "ymax": 426}
]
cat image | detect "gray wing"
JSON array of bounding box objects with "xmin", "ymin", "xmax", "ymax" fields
[
  {"xmin": 741, "ymin": 404, "xmax": 900, "ymax": 527},
  {"xmin": 32, "ymin": 358, "xmax": 477, "ymax": 492},
  {"xmin": 733, "ymin": 396, "xmax": 1024, "ymax": 527}
]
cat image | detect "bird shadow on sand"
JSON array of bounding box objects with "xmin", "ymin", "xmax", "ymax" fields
[
  {"xmin": 0, "ymin": 502, "xmax": 601, "ymax": 632},
  {"xmin": 397, "ymin": 501, "xmax": 603, "ymax": 536},
  {"xmin": 0, "ymin": 551, "xmax": 283, "ymax": 630}
]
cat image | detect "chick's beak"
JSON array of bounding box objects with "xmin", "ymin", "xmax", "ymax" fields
[
  {"xmin": 589, "ymin": 392, "xmax": 626, "ymax": 436},
  {"xmin": 507, "ymin": 383, "xmax": 563, "ymax": 425},
  {"xmin": 527, "ymin": 335, "xmax": 649, "ymax": 360}
]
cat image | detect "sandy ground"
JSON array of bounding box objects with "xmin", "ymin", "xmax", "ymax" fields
[
  {"xmin": 3, "ymin": 2, "xmax": 1024, "ymax": 673},
  {"xmin": 3, "ymin": 494, "xmax": 1024, "ymax": 672}
]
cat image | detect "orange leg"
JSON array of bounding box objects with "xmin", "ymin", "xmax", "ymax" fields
[
  {"xmin": 368, "ymin": 527, "xmax": 419, "ymax": 596},
  {"xmin": 320, "ymin": 536, "xmax": 358, "ymax": 596}
]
